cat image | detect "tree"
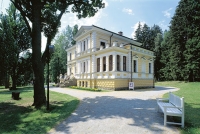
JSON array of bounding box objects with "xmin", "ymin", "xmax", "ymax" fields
[
  {"xmin": 11, "ymin": 0, "xmax": 104, "ymax": 108},
  {"xmin": 0, "ymin": 4, "xmax": 31, "ymax": 89},
  {"xmin": 169, "ymin": 0, "xmax": 200, "ymax": 81},
  {"xmin": 154, "ymin": 33, "xmax": 163, "ymax": 81},
  {"xmin": 159, "ymin": 30, "xmax": 173, "ymax": 80},
  {"xmin": 134, "ymin": 23, "xmax": 162, "ymax": 51}
]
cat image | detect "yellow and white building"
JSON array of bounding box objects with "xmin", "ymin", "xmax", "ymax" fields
[{"xmin": 66, "ymin": 25, "xmax": 155, "ymax": 90}]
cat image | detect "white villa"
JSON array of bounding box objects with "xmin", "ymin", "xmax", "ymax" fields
[{"xmin": 66, "ymin": 25, "xmax": 155, "ymax": 90}]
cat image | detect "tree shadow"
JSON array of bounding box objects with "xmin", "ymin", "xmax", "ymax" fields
[
  {"xmin": 0, "ymin": 99, "xmax": 79, "ymax": 134},
  {"xmin": 50, "ymin": 96, "xmax": 179, "ymax": 133}
]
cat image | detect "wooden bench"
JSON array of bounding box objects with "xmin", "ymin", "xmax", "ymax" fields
[{"xmin": 157, "ymin": 92, "xmax": 184, "ymax": 128}]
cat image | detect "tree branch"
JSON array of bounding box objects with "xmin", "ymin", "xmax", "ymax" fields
[{"xmin": 10, "ymin": 0, "xmax": 32, "ymax": 36}]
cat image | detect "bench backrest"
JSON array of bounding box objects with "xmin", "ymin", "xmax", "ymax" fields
[{"xmin": 169, "ymin": 92, "xmax": 184, "ymax": 108}]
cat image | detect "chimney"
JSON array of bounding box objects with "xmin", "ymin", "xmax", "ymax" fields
[{"xmin": 118, "ymin": 31, "xmax": 123, "ymax": 36}]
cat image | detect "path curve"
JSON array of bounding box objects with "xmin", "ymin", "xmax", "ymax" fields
[{"xmin": 48, "ymin": 86, "xmax": 180, "ymax": 134}]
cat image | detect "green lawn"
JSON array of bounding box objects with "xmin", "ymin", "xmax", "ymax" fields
[
  {"xmin": 156, "ymin": 81, "xmax": 200, "ymax": 134},
  {"xmin": 0, "ymin": 86, "xmax": 79, "ymax": 134}
]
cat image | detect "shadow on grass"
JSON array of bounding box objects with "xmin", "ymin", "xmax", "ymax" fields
[
  {"xmin": 0, "ymin": 102, "xmax": 32, "ymax": 133},
  {"xmin": 0, "ymin": 99, "xmax": 79, "ymax": 134}
]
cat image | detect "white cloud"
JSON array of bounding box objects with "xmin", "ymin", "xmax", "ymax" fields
[
  {"xmin": 110, "ymin": 0, "xmax": 123, "ymax": 1},
  {"xmin": 59, "ymin": 0, "xmax": 108, "ymax": 30},
  {"xmin": 158, "ymin": 20, "xmax": 169, "ymax": 31},
  {"xmin": 122, "ymin": 8, "xmax": 134, "ymax": 15},
  {"xmin": 163, "ymin": 8, "xmax": 172, "ymax": 18},
  {"xmin": 131, "ymin": 21, "xmax": 145, "ymax": 39}
]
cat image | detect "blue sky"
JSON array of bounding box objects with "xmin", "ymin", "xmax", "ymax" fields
[{"xmin": 1, "ymin": 0, "xmax": 180, "ymax": 50}]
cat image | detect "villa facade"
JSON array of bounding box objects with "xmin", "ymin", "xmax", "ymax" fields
[{"xmin": 66, "ymin": 25, "xmax": 155, "ymax": 90}]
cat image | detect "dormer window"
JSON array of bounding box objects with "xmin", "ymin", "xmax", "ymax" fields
[{"xmin": 100, "ymin": 42, "xmax": 105, "ymax": 49}]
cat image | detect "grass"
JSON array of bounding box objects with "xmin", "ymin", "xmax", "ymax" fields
[
  {"xmin": 0, "ymin": 86, "xmax": 79, "ymax": 134},
  {"xmin": 155, "ymin": 81, "xmax": 200, "ymax": 134}
]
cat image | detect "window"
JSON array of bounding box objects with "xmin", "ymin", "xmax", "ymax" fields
[
  {"xmin": 133, "ymin": 60, "xmax": 137, "ymax": 72},
  {"xmin": 79, "ymin": 81, "xmax": 81, "ymax": 87},
  {"xmin": 70, "ymin": 68, "xmax": 71, "ymax": 74},
  {"xmin": 109, "ymin": 55, "xmax": 113, "ymax": 71},
  {"xmin": 123, "ymin": 56, "xmax": 126, "ymax": 71},
  {"xmin": 97, "ymin": 58, "xmax": 100, "ymax": 72},
  {"xmin": 70, "ymin": 53, "xmax": 71, "ymax": 60},
  {"xmin": 82, "ymin": 81, "xmax": 84, "ymax": 87},
  {"xmin": 75, "ymin": 67, "xmax": 77, "ymax": 73},
  {"xmin": 83, "ymin": 62, "xmax": 85, "ymax": 73},
  {"xmin": 84, "ymin": 41, "xmax": 86, "ymax": 51},
  {"xmin": 117, "ymin": 55, "xmax": 120, "ymax": 71},
  {"xmin": 100, "ymin": 42, "xmax": 105, "ymax": 49},
  {"xmin": 75, "ymin": 51, "xmax": 76, "ymax": 57},
  {"xmin": 85, "ymin": 81, "xmax": 88, "ymax": 87},
  {"xmin": 142, "ymin": 61, "xmax": 146, "ymax": 73},
  {"xmin": 86, "ymin": 61, "xmax": 88, "ymax": 73},
  {"xmin": 103, "ymin": 57, "xmax": 106, "ymax": 71},
  {"xmin": 149, "ymin": 63, "xmax": 151, "ymax": 73}
]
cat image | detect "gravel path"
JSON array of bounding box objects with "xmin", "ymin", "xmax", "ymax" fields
[{"xmin": 48, "ymin": 86, "xmax": 180, "ymax": 134}]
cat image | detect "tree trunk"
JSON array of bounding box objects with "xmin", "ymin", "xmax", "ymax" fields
[
  {"xmin": 11, "ymin": 65, "xmax": 17, "ymax": 90},
  {"xmin": 188, "ymin": 69, "xmax": 194, "ymax": 82},
  {"xmin": 32, "ymin": 0, "xmax": 46, "ymax": 108},
  {"xmin": 4, "ymin": 72, "xmax": 9, "ymax": 89}
]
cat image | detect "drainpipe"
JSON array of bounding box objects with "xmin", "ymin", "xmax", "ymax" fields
[
  {"xmin": 131, "ymin": 45, "xmax": 132, "ymax": 82},
  {"xmin": 110, "ymin": 33, "xmax": 113, "ymax": 46}
]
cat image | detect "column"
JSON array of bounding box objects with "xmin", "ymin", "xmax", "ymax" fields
[
  {"xmin": 86, "ymin": 39, "xmax": 88, "ymax": 50},
  {"xmin": 78, "ymin": 62, "xmax": 81, "ymax": 74},
  {"xmin": 121, "ymin": 55, "xmax": 123, "ymax": 71},
  {"xmin": 81, "ymin": 41, "xmax": 83, "ymax": 52},
  {"xmin": 67, "ymin": 65, "xmax": 70, "ymax": 75},
  {"xmin": 77, "ymin": 42, "xmax": 80, "ymax": 53},
  {"xmin": 85, "ymin": 60, "xmax": 88, "ymax": 73},
  {"xmin": 73, "ymin": 64, "xmax": 76, "ymax": 75},
  {"xmin": 91, "ymin": 32, "xmax": 96, "ymax": 52},
  {"xmin": 106, "ymin": 55, "xmax": 109, "ymax": 72},
  {"xmin": 92, "ymin": 55, "xmax": 96, "ymax": 73},
  {"xmin": 88, "ymin": 37, "xmax": 90, "ymax": 49},
  {"xmin": 113, "ymin": 53, "xmax": 116, "ymax": 71},
  {"xmin": 88, "ymin": 59, "xmax": 90, "ymax": 73},
  {"xmin": 100, "ymin": 56, "xmax": 103, "ymax": 72},
  {"xmin": 81, "ymin": 62, "xmax": 83, "ymax": 73}
]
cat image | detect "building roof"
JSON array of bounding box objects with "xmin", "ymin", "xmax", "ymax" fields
[{"xmin": 74, "ymin": 25, "xmax": 142, "ymax": 46}]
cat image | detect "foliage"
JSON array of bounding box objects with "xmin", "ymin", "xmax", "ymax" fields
[
  {"xmin": 134, "ymin": 23, "xmax": 162, "ymax": 51},
  {"xmin": 159, "ymin": 0, "xmax": 200, "ymax": 81},
  {"xmin": 0, "ymin": 86, "xmax": 79, "ymax": 134},
  {"xmin": 11, "ymin": 0, "xmax": 104, "ymax": 108},
  {"xmin": 0, "ymin": 4, "xmax": 31, "ymax": 89},
  {"xmin": 69, "ymin": 86, "xmax": 102, "ymax": 92},
  {"xmin": 156, "ymin": 81, "xmax": 200, "ymax": 133}
]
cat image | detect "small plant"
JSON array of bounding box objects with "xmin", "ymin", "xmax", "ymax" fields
[{"xmin": 69, "ymin": 86, "xmax": 102, "ymax": 92}]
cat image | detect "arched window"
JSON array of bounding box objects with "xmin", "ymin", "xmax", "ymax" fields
[
  {"xmin": 123, "ymin": 56, "xmax": 126, "ymax": 71},
  {"xmin": 103, "ymin": 57, "xmax": 106, "ymax": 71},
  {"xmin": 109, "ymin": 55, "xmax": 113, "ymax": 71},
  {"xmin": 133, "ymin": 60, "xmax": 137, "ymax": 72},
  {"xmin": 117, "ymin": 55, "xmax": 120, "ymax": 71},
  {"xmin": 97, "ymin": 58, "xmax": 100, "ymax": 72}
]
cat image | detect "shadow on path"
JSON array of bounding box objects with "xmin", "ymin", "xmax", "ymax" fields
[{"xmin": 49, "ymin": 92, "xmax": 179, "ymax": 134}]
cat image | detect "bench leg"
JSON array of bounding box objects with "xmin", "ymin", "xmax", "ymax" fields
[
  {"xmin": 181, "ymin": 115, "xmax": 184, "ymax": 128},
  {"xmin": 164, "ymin": 113, "xmax": 167, "ymax": 126}
]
